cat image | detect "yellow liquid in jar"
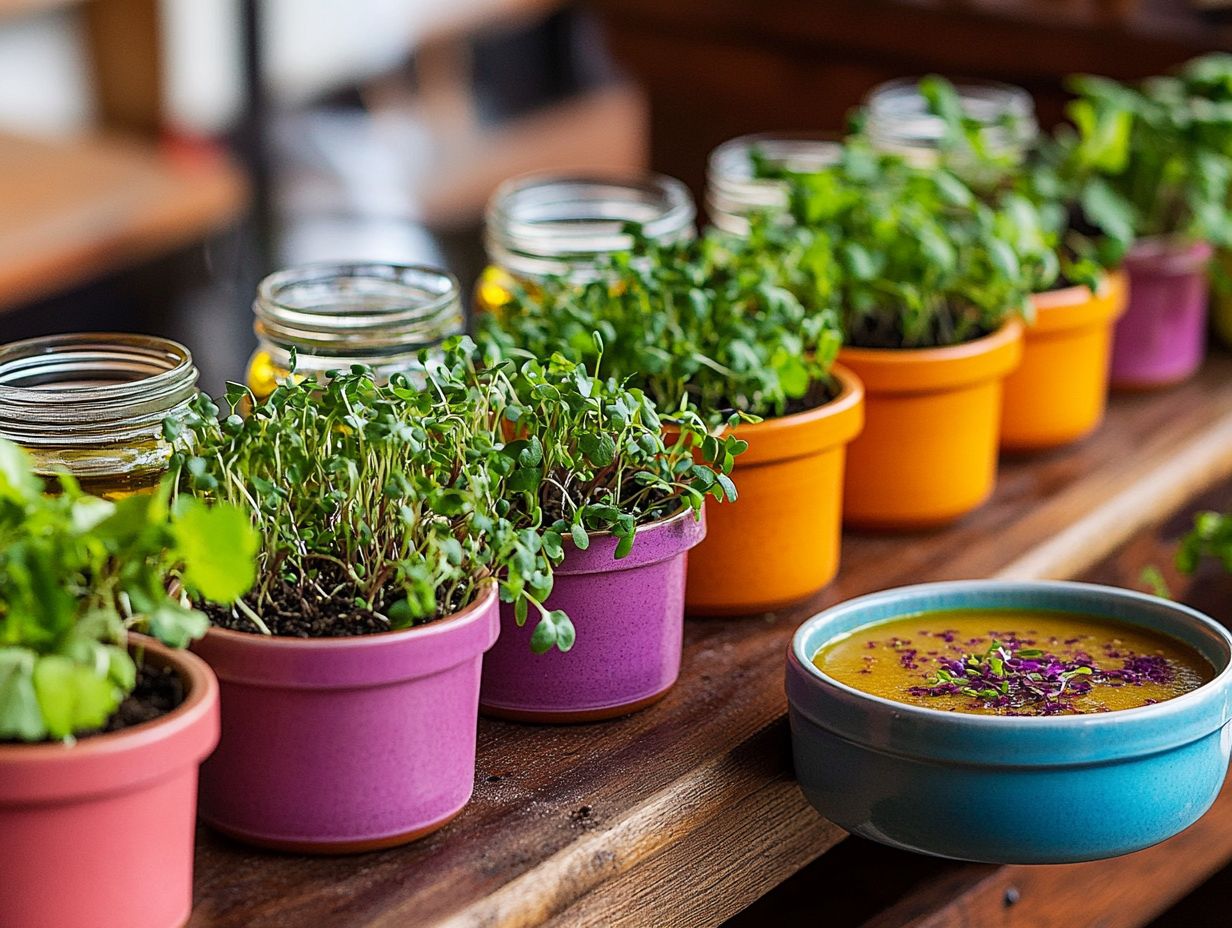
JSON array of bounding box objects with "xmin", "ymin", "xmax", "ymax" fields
[{"xmin": 475, "ymin": 265, "xmax": 520, "ymax": 316}]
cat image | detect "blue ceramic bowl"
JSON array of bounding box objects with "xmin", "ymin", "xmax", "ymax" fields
[{"xmin": 787, "ymin": 580, "xmax": 1232, "ymax": 864}]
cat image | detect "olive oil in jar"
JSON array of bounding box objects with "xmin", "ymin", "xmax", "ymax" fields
[{"xmin": 0, "ymin": 334, "xmax": 200, "ymax": 499}]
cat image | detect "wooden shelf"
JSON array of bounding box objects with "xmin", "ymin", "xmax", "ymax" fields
[
  {"xmin": 188, "ymin": 351, "xmax": 1232, "ymax": 928},
  {"xmin": 0, "ymin": 132, "xmax": 247, "ymax": 311}
]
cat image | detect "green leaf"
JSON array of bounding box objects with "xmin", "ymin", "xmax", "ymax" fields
[
  {"xmin": 172, "ymin": 502, "xmax": 258, "ymax": 604},
  {"xmin": 147, "ymin": 601, "xmax": 210, "ymax": 649},
  {"xmin": 33, "ymin": 655, "xmax": 120, "ymax": 741},
  {"xmin": 0, "ymin": 650, "xmax": 44, "ymax": 742}
]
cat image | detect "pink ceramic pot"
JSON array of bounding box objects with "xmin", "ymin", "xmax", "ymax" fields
[
  {"xmin": 479, "ymin": 508, "xmax": 705, "ymax": 722},
  {"xmin": 193, "ymin": 582, "xmax": 499, "ymax": 852},
  {"xmin": 1110, "ymin": 238, "xmax": 1213, "ymax": 389},
  {"xmin": 0, "ymin": 637, "xmax": 219, "ymax": 928}
]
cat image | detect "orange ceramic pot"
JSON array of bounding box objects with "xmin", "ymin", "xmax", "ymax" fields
[
  {"xmin": 683, "ymin": 363, "xmax": 864, "ymax": 615},
  {"xmin": 0, "ymin": 637, "xmax": 220, "ymax": 928},
  {"xmin": 1001, "ymin": 272, "xmax": 1128, "ymax": 451},
  {"xmin": 840, "ymin": 320, "xmax": 1023, "ymax": 531}
]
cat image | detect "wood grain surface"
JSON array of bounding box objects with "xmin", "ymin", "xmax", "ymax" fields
[{"xmin": 189, "ymin": 353, "xmax": 1232, "ymax": 928}]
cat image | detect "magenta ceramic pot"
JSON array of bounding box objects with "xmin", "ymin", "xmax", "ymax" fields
[
  {"xmin": 193, "ymin": 582, "xmax": 499, "ymax": 853},
  {"xmin": 1110, "ymin": 238, "xmax": 1213, "ymax": 389},
  {"xmin": 480, "ymin": 508, "xmax": 706, "ymax": 723}
]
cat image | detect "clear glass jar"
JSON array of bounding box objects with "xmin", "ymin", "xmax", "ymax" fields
[
  {"xmin": 477, "ymin": 172, "xmax": 696, "ymax": 313},
  {"xmin": 0, "ymin": 333, "xmax": 199, "ymax": 499},
  {"xmin": 862, "ymin": 77, "xmax": 1038, "ymax": 170},
  {"xmin": 705, "ymin": 133, "xmax": 843, "ymax": 236},
  {"xmin": 246, "ymin": 262, "xmax": 465, "ymax": 401}
]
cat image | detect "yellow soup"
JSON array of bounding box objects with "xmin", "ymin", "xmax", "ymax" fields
[{"xmin": 814, "ymin": 609, "xmax": 1212, "ymax": 716}]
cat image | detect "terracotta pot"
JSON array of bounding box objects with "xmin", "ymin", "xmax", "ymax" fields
[
  {"xmin": 480, "ymin": 508, "xmax": 706, "ymax": 721},
  {"xmin": 840, "ymin": 320, "xmax": 1023, "ymax": 530},
  {"xmin": 1001, "ymin": 271, "xmax": 1128, "ymax": 451},
  {"xmin": 193, "ymin": 582, "xmax": 499, "ymax": 852},
  {"xmin": 0, "ymin": 637, "xmax": 219, "ymax": 928},
  {"xmin": 682, "ymin": 364, "xmax": 864, "ymax": 616},
  {"xmin": 1110, "ymin": 238, "xmax": 1212, "ymax": 390}
]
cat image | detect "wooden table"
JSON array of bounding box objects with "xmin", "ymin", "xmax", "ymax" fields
[{"xmin": 189, "ymin": 351, "xmax": 1232, "ymax": 928}]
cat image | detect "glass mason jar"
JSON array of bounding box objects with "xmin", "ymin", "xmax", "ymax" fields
[
  {"xmin": 246, "ymin": 262, "xmax": 465, "ymax": 401},
  {"xmin": 0, "ymin": 333, "xmax": 199, "ymax": 498},
  {"xmin": 477, "ymin": 172, "xmax": 697, "ymax": 313},
  {"xmin": 862, "ymin": 77, "xmax": 1038, "ymax": 174},
  {"xmin": 706, "ymin": 133, "xmax": 843, "ymax": 236}
]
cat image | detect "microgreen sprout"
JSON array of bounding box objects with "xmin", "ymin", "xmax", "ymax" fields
[
  {"xmin": 171, "ymin": 337, "xmax": 738, "ymax": 653},
  {"xmin": 479, "ymin": 228, "xmax": 843, "ymax": 422}
]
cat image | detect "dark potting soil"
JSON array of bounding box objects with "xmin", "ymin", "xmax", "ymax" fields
[
  {"xmin": 844, "ymin": 313, "xmax": 995, "ymax": 351},
  {"xmin": 203, "ymin": 561, "xmax": 461, "ymax": 638},
  {"xmin": 103, "ymin": 663, "xmax": 185, "ymax": 734}
]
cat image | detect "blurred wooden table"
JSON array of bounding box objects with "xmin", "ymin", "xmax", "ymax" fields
[
  {"xmin": 0, "ymin": 133, "xmax": 246, "ymax": 312},
  {"xmin": 188, "ymin": 354, "xmax": 1232, "ymax": 927}
]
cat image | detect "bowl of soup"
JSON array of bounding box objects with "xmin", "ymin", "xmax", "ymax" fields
[{"xmin": 787, "ymin": 580, "xmax": 1232, "ymax": 864}]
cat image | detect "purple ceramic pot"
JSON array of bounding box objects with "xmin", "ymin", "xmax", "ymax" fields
[
  {"xmin": 193, "ymin": 583, "xmax": 499, "ymax": 852},
  {"xmin": 1110, "ymin": 238, "xmax": 1213, "ymax": 389},
  {"xmin": 480, "ymin": 508, "xmax": 706, "ymax": 723}
]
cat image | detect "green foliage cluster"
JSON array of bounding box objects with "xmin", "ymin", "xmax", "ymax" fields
[
  {"xmin": 0, "ymin": 440, "xmax": 255, "ymax": 742},
  {"xmin": 1059, "ymin": 62, "xmax": 1232, "ymax": 249},
  {"xmin": 900, "ymin": 65, "xmax": 1232, "ymax": 288},
  {"xmin": 1177, "ymin": 510, "xmax": 1232, "ymax": 576},
  {"xmin": 480, "ymin": 227, "xmax": 843, "ymax": 421},
  {"xmin": 779, "ymin": 142, "xmax": 1057, "ymax": 348},
  {"xmin": 173, "ymin": 339, "xmax": 737, "ymax": 654}
]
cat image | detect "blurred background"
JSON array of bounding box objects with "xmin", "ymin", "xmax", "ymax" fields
[{"xmin": 0, "ymin": 0, "xmax": 1229, "ymax": 394}]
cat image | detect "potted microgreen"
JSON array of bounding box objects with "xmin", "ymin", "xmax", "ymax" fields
[
  {"xmin": 778, "ymin": 142, "xmax": 1051, "ymax": 528},
  {"xmin": 0, "ymin": 440, "xmax": 254, "ymax": 928},
  {"xmin": 913, "ymin": 75, "xmax": 1132, "ymax": 451},
  {"xmin": 480, "ymin": 228, "xmax": 864, "ymax": 616},
  {"xmin": 173, "ymin": 347, "xmax": 509, "ymax": 852},
  {"xmin": 477, "ymin": 343, "xmax": 738, "ymax": 720},
  {"xmin": 1061, "ymin": 67, "xmax": 1232, "ymax": 388},
  {"xmin": 172, "ymin": 338, "xmax": 733, "ymax": 846},
  {"xmin": 1171, "ymin": 53, "xmax": 1232, "ymax": 351}
]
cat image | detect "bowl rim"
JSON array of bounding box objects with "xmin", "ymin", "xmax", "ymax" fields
[{"xmin": 790, "ymin": 579, "xmax": 1232, "ymax": 732}]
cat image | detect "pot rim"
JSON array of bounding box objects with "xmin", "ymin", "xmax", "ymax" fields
[
  {"xmin": 0, "ymin": 635, "xmax": 217, "ymax": 763},
  {"xmin": 783, "ymin": 579, "xmax": 1232, "ymax": 769},
  {"xmin": 1125, "ymin": 235, "xmax": 1214, "ymax": 274},
  {"xmin": 1027, "ymin": 269, "xmax": 1128, "ymax": 334},
  {"xmin": 837, "ymin": 319, "xmax": 1023, "ymax": 394},
  {"xmin": 553, "ymin": 504, "xmax": 707, "ymax": 575},
  {"xmin": 202, "ymin": 576, "xmax": 499, "ymax": 650},
  {"xmin": 666, "ymin": 363, "xmax": 864, "ymax": 467},
  {"xmin": 788, "ymin": 579, "xmax": 1232, "ymax": 724}
]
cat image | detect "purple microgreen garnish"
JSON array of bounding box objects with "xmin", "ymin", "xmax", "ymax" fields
[{"xmin": 906, "ymin": 640, "xmax": 1174, "ymax": 715}]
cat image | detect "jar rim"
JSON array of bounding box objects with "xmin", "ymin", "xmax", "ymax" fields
[
  {"xmin": 706, "ymin": 133, "xmax": 842, "ymax": 234},
  {"xmin": 863, "ymin": 77, "xmax": 1037, "ymax": 152},
  {"xmin": 484, "ymin": 172, "xmax": 696, "ymax": 280},
  {"xmin": 254, "ymin": 262, "xmax": 463, "ymax": 353},
  {"xmin": 0, "ymin": 333, "xmax": 199, "ymax": 431}
]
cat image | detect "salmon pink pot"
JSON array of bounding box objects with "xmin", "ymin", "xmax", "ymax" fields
[
  {"xmin": 480, "ymin": 508, "xmax": 705, "ymax": 722},
  {"xmin": 0, "ymin": 637, "xmax": 219, "ymax": 928},
  {"xmin": 193, "ymin": 582, "xmax": 499, "ymax": 852},
  {"xmin": 1110, "ymin": 238, "xmax": 1213, "ymax": 390}
]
